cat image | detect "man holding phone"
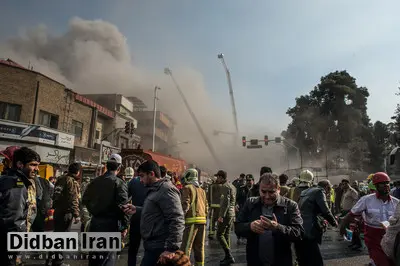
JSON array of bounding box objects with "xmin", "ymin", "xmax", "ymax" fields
[{"xmin": 235, "ymin": 173, "xmax": 304, "ymax": 266}]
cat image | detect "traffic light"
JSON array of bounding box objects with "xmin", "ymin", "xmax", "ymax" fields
[
  {"xmin": 130, "ymin": 122, "xmax": 135, "ymax": 135},
  {"xmin": 242, "ymin": 136, "xmax": 246, "ymax": 147},
  {"xmin": 275, "ymin": 137, "xmax": 281, "ymax": 143},
  {"xmin": 264, "ymin": 135, "xmax": 269, "ymax": 146},
  {"xmin": 124, "ymin": 121, "xmax": 130, "ymax": 134}
]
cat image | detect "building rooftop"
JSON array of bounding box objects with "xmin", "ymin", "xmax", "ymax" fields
[{"xmin": 127, "ymin": 96, "xmax": 147, "ymax": 111}]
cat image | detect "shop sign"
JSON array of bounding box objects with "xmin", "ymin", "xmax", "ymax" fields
[
  {"xmin": 0, "ymin": 122, "xmax": 56, "ymax": 145},
  {"xmin": 56, "ymin": 132, "xmax": 75, "ymax": 149},
  {"xmin": 31, "ymin": 145, "xmax": 70, "ymax": 165},
  {"xmin": 122, "ymin": 154, "xmax": 147, "ymax": 170},
  {"xmin": 0, "ymin": 120, "xmax": 75, "ymax": 149},
  {"xmin": 101, "ymin": 145, "xmax": 121, "ymax": 162}
]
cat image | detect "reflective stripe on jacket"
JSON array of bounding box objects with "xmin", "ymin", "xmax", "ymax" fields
[{"xmin": 182, "ymin": 184, "xmax": 208, "ymax": 224}]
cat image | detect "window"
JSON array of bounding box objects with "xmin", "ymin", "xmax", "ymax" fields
[
  {"xmin": 71, "ymin": 120, "xmax": 83, "ymax": 139},
  {"xmin": 39, "ymin": 110, "xmax": 59, "ymax": 129},
  {"xmin": 95, "ymin": 130, "xmax": 100, "ymax": 140},
  {"xmin": 0, "ymin": 102, "xmax": 21, "ymax": 121}
]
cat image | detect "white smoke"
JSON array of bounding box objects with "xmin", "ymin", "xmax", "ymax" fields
[{"xmin": 0, "ymin": 17, "xmax": 286, "ymax": 176}]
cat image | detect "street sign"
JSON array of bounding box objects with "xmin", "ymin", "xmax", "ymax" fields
[
  {"xmin": 250, "ymin": 139, "xmax": 259, "ymax": 145},
  {"xmin": 247, "ymin": 145, "xmax": 262, "ymax": 149},
  {"xmin": 275, "ymin": 137, "xmax": 281, "ymax": 143}
]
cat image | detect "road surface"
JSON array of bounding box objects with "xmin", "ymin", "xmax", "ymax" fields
[{"xmin": 20, "ymin": 227, "xmax": 370, "ymax": 265}]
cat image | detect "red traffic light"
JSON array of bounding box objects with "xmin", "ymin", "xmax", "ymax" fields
[
  {"xmin": 264, "ymin": 135, "xmax": 269, "ymax": 146},
  {"xmin": 242, "ymin": 136, "xmax": 246, "ymax": 147}
]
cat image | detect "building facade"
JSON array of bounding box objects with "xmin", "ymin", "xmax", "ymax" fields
[
  {"xmin": 83, "ymin": 94, "xmax": 141, "ymax": 150},
  {"xmin": 132, "ymin": 110, "xmax": 179, "ymax": 155},
  {"xmin": 0, "ymin": 59, "xmax": 117, "ymax": 174}
]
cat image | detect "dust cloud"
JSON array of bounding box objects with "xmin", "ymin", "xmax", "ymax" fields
[{"xmin": 0, "ymin": 17, "xmax": 286, "ymax": 177}]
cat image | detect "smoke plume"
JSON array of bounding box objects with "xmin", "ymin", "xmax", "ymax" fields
[{"xmin": 0, "ymin": 17, "xmax": 286, "ymax": 176}]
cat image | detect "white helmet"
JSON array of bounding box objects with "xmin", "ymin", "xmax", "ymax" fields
[
  {"xmin": 299, "ymin": 170, "xmax": 314, "ymax": 183},
  {"xmin": 124, "ymin": 167, "xmax": 134, "ymax": 177}
]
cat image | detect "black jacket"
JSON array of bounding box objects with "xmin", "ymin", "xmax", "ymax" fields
[
  {"xmin": 236, "ymin": 185, "xmax": 251, "ymax": 208},
  {"xmin": 83, "ymin": 171, "xmax": 130, "ymax": 230},
  {"xmin": 248, "ymin": 182, "xmax": 260, "ymax": 197},
  {"xmin": 235, "ymin": 196, "xmax": 304, "ymax": 266},
  {"xmin": 0, "ymin": 169, "xmax": 32, "ymax": 232},
  {"xmin": 298, "ymin": 186, "xmax": 337, "ymax": 243}
]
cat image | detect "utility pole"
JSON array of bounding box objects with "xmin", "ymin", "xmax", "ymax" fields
[
  {"xmin": 152, "ymin": 86, "xmax": 161, "ymax": 151},
  {"xmin": 164, "ymin": 68, "xmax": 222, "ymax": 166},
  {"xmin": 218, "ymin": 53, "xmax": 239, "ymax": 144},
  {"xmin": 282, "ymin": 139, "xmax": 303, "ymax": 170}
]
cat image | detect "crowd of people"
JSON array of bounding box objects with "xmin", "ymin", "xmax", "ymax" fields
[{"xmin": 0, "ymin": 145, "xmax": 399, "ymax": 266}]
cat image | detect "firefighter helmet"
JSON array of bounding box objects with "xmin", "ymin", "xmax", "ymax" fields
[
  {"xmin": 372, "ymin": 172, "xmax": 390, "ymax": 185},
  {"xmin": 182, "ymin": 168, "xmax": 198, "ymax": 184},
  {"xmin": 299, "ymin": 170, "xmax": 314, "ymax": 183},
  {"xmin": 124, "ymin": 167, "xmax": 134, "ymax": 177}
]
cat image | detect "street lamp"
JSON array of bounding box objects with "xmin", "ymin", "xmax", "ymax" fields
[{"xmin": 152, "ymin": 86, "xmax": 161, "ymax": 151}]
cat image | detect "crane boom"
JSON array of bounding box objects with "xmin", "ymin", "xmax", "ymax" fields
[
  {"xmin": 219, "ymin": 55, "xmax": 239, "ymax": 137},
  {"xmin": 164, "ymin": 68, "xmax": 222, "ymax": 167}
]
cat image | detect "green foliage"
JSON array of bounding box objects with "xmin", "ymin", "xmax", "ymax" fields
[{"xmin": 285, "ymin": 70, "xmax": 386, "ymax": 171}]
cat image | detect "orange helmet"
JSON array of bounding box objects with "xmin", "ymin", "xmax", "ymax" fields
[{"xmin": 372, "ymin": 172, "xmax": 390, "ymax": 185}]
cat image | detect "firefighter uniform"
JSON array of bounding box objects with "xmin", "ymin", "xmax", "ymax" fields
[
  {"xmin": 217, "ymin": 176, "xmax": 237, "ymax": 264},
  {"xmin": 180, "ymin": 169, "xmax": 208, "ymax": 266},
  {"xmin": 289, "ymin": 169, "xmax": 314, "ymax": 203},
  {"xmin": 207, "ymin": 181, "xmax": 222, "ymax": 238}
]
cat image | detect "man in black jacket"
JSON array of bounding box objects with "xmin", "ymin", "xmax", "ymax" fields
[
  {"xmin": 0, "ymin": 147, "xmax": 40, "ymax": 265},
  {"xmin": 235, "ymin": 173, "xmax": 304, "ymax": 266},
  {"xmin": 297, "ymin": 180, "xmax": 338, "ymax": 266},
  {"xmin": 83, "ymin": 154, "xmax": 129, "ymax": 266}
]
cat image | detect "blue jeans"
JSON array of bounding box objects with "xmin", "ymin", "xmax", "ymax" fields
[{"xmin": 140, "ymin": 248, "xmax": 164, "ymax": 266}]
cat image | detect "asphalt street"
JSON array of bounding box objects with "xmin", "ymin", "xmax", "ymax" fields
[{"xmin": 20, "ymin": 226, "xmax": 371, "ymax": 266}]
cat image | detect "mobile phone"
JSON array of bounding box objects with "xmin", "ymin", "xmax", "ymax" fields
[
  {"xmin": 262, "ymin": 214, "xmax": 273, "ymax": 220},
  {"xmin": 381, "ymin": 221, "xmax": 390, "ymax": 228}
]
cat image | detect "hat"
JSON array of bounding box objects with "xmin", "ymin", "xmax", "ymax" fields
[
  {"xmin": 108, "ymin": 154, "xmax": 122, "ymax": 164},
  {"xmin": 0, "ymin": 146, "xmax": 20, "ymax": 161}
]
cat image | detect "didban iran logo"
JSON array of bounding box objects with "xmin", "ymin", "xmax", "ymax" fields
[{"xmin": 7, "ymin": 232, "xmax": 122, "ymax": 252}]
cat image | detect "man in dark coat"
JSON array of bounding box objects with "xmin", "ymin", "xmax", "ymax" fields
[
  {"xmin": 296, "ymin": 180, "xmax": 338, "ymax": 266},
  {"xmin": 235, "ymin": 173, "xmax": 304, "ymax": 266}
]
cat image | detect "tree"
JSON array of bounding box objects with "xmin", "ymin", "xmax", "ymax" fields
[
  {"xmin": 285, "ymin": 70, "xmax": 372, "ymax": 170},
  {"xmin": 366, "ymin": 121, "xmax": 390, "ymax": 171}
]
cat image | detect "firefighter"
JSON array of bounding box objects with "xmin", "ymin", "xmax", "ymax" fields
[
  {"xmin": 216, "ymin": 170, "xmax": 236, "ymax": 265},
  {"xmin": 180, "ymin": 168, "xmax": 208, "ymax": 266},
  {"xmin": 289, "ymin": 170, "xmax": 314, "ymax": 203},
  {"xmin": 207, "ymin": 175, "xmax": 222, "ymax": 239}
]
